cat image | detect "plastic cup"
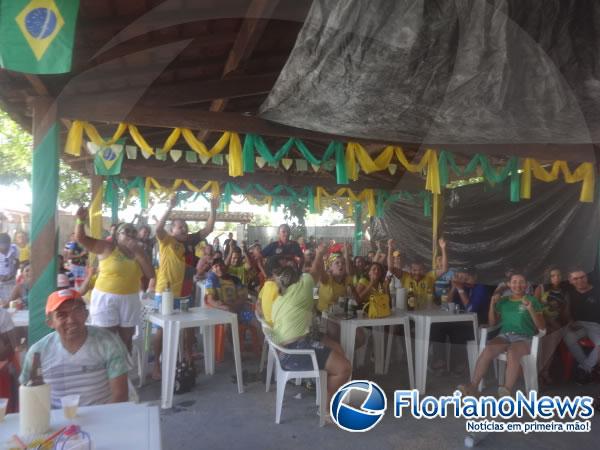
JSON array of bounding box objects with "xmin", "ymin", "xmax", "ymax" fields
[
  {"xmin": 61, "ymin": 395, "xmax": 80, "ymax": 419},
  {"xmin": 0, "ymin": 398, "xmax": 8, "ymax": 421}
]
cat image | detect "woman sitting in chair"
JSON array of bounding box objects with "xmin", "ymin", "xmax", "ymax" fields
[{"xmin": 458, "ymin": 273, "xmax": 545, "ymax": 397}]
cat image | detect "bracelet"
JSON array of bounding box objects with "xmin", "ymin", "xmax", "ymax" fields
[{"xmin": 76, "ymin": 218, "xmax": 85, "ymax": 225}]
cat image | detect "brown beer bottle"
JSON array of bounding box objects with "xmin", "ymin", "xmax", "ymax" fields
[{"xmin": 27, "ymin": 352, "xmax": 44, "ymax": 386}]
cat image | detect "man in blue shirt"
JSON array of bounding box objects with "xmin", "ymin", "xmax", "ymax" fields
[{"xmin": 431, "ymin": 267, "xmax": 490, "ymax": 374}]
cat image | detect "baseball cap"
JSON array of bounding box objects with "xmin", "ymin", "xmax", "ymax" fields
[
  {"xmin": 46, "ymin": 288, "xmax": 83, "ymax": 314},
  {"xmin": 57, "ymin": 273, "xmax": 71, "ymax": 289}
]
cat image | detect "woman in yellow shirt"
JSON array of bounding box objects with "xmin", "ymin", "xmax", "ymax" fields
[{"xmin": 74, "ymin": 207, "xmax": 155, "ymax": 351}]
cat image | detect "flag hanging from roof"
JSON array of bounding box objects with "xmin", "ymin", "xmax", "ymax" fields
[
  {"xmin": 94, "ymin": 142, "xmax": 125, "ymax": 176},
  {"xmin": 0, "ymin": 0, "xmax": 80, "ymax": 74}
]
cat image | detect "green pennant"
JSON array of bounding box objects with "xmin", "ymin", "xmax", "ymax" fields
[
  {"xmin": 185, "ymin": 151, "xmax": 198, "ymax": 163},
  {"xmin": 94, "ymin": 141, "xmax": 124, "ymax": 176},
  {"xmin": 0, "ymin": 0, "xmax": 80, "ymax": 74}
]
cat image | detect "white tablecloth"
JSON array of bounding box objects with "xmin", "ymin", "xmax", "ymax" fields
[{"xmin": 0, "ymin": 402, "xmax": 161, "ymax": 450}]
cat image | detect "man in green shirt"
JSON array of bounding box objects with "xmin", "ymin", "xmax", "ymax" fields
[{"xmin": 271, "ymin": 243, "xmax": 350, "ymax": 404}]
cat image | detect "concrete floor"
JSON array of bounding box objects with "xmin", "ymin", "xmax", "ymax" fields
[{"xmin": 138, "ymin": 346, "xmax": 599, "ymax": 450}]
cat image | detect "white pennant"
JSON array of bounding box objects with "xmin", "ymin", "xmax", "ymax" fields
[
  {"xmin": 256, "ymin": 157, "xmax": 267, "ymax": 168},
  {"xmin": 224, "ymin": 154, "xmax": 230, "ymax": 163},
  {"xmin": 199, "ymin": 154, "xmax": 211, "ymax": 164},
  {"xmin": 170, "ymin": 150, "xmax": 183, "ymax": 162},
  {"xmin": 86, "ymin": 141, "xmax": 100, "ymax": 155},
  {"xmin": 140, "ymin": 148, "xmax": 153, "ymax": 159},
  {"xmin": 311, "ymin": 164, "xmax": 320, "ymax": 172},
  {"xmin": 281, "ymin": 158, "xmax": 293, "ymax": 170},
  {"xmin": 388, "ymin": 163, "xmax": 398, "ymax": 175},
  {"xmin": 125, "ymin": 145, "xmax": 138, "ymax": 159}
]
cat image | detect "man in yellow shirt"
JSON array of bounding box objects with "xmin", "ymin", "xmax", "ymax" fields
[
  {"xmin": 388, "ymin": 238, "xmax": 448, "ymax": 309},
  {"xmin": 151, "ymin": 194, "xmax": 218, "ymax": 380}
]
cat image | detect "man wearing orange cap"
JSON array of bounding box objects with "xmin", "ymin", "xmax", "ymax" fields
[{"xmin": 19, "ymin": 289, "xmax": 129, "ymax": 408}]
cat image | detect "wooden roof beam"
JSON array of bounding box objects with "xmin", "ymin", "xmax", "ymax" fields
[
  {"xmin": 199, "ymin": 0, "xmax": 281, "ymax": 140},
  {"xmin": 59, "ymin": 72, "xmax": 278, "ymax": 108}
]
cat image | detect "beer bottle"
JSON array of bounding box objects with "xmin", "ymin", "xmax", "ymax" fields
[
  {"xmin": 28, "ymin": 352, "xmax": 44, "ymax": 386},
  {"xmin": 407, "ymin": 287, "xmax": 416, "ymax": 310}
]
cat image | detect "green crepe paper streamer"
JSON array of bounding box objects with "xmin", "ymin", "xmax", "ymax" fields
[
  {"xmin": 242, "ymin": 134, "xmax": 255, "ymax": 173},
  {"xmin": 422, "ymin": 192, "xmax": 432, "ymax": 217},
  {"xmin": 242, "ymin": 134, "xmax": 349, "ymax": 186},
  {"xmin": 334, "ymin": 141, "xmax": 348, "ymax": 184},
  {"xmin": 307, "ymin": 187, "xmax": 315, "ymax": 213},
  {"xmin": 254, "ymin": 135, "xmax": 294, "ymax": 164},
  {"xmin": 439, "ymin": 151, "xmax": 521, "ymax": 202},
  {"xmin": 294, "ymin": 139, "xmax": 322, "ymax": 166},
  {"xmin": 222, "ymin": 182, "xmax": 233, "ymax": 203}
]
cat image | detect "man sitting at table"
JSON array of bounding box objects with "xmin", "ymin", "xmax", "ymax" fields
[
  {"xmin": 564, "ymin": 268, "xmax": 600, "ymax": 384},
  {"xmin": 20, "ymin": 288, "xmax": 129, "ymax": 408},
  {"xmin": 387, "ymin": 238, "xmax": 448, "ymax": 309},
  {"xmin": 271, "ymin": 243, "xmax": 351, "ymax": 407}
]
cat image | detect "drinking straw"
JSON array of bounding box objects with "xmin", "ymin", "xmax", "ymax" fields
[
  {"xmin": 39, "ymin": 426, "xmax": 67, "ymax": 447},
  {"xmin": 11, "ymin": 434, "xmax": 26, "ymax": 449}
]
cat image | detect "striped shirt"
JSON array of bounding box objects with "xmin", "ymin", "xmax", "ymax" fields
[{"xmin": 19, "ymin": 327, "xmax": 129, "ymax": 408}]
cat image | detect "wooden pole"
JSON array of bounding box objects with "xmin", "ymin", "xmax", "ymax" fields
[{"xmin": 29, "ymin": 97, "xmax": 59, "ymax": 343}]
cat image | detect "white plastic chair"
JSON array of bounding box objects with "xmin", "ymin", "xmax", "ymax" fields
[
  {"xmin": 255, "ymin": 311, "xmax": 271, "ymax": 378},
  {"xmin": 132, "ymin": 301, "xmax": 153, "ymax": 388},
  {"xmin": 469, "ymin": 324, "xmax": 546, "ymax": 393},
  {"xmin": 262, "ymin": 328, "xmax": 327, "ymax": 425}
]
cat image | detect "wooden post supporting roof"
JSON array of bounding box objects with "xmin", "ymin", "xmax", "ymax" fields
[{"xmin": 29, "ymin": 97, "xmax": 59, "ymax": 343}]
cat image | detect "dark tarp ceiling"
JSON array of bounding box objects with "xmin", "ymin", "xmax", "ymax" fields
[
  {"xmin": 260, "ymin": 0, "xmax": 600, "ymax": 161},
  {"xmin": 372, "ymin": 181, "xmax": 600, "ymax": 285}
]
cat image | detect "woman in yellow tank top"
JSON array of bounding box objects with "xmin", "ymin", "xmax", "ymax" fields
[{"xmin": 74, "ymin": 207, "xmax": 155, "ymax": 351}]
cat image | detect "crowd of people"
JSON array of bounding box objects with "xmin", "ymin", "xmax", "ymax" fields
[{"xmin": 0, "ymin": 199, "xmax": 599, "ymax": 413}]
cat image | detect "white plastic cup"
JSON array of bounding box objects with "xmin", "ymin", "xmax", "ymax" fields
[
  {"xmin": 0, "ymin": 398, "xmax": 8, "ymax": 421},
  {"xmin": 61, "ymin": 394, "xmax": 80, "ymax": 419}
]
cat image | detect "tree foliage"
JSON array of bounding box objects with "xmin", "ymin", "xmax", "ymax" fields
[{"xmin": 0, "ymin": 109, "xmax": 89, "ymax": 207}]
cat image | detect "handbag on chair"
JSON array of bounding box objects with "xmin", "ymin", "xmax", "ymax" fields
[{"xmin": 363, "ymin": 291, "xmax": 391, "ymax": 318}]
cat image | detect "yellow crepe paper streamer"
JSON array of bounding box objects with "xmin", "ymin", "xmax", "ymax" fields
[
  {"xmin": 346, "ymin": 143, "xmax": 441, "ymax": 194},
  {"xmin": 521, "ymin": 159, "xmax": 595, "ymax": 203},
  {"xmin": 145, "ymin": 178, "xmax": 220, "ymax": 198},
  {"xmin": 315, "ymin": 187, "xmax": 376, "ymax": 217},
  {"xmin": 64, "ymin": 121, "xmax": 242, "ymax": 177}
]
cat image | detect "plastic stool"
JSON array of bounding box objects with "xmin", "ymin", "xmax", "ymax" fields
[
  {"xmin": 239, "ymin": 323, "xmax": 262, "ymax": 358},
  {"xmin": 560, "ymin": 337, "xmax": 595, "ymax": 381},
  {"xmin": 215, "ymin": 324, "xmax": 226, "ymax": 363}
]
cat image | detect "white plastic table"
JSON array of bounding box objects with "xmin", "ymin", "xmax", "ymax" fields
[
  {"xmin": 324, "ymin": 311, "xmax": 414, "ymax": 388},
  {"xmin": 148, "ymin": 307, "xmax": 244, "ymax": 409},
  {"xmin": 0, "ymin": 402, "xmax": 161, "ymax": 450},
  {"xmin": 408, "ymin": 309, "xmax": 479, "ymax": 393}
]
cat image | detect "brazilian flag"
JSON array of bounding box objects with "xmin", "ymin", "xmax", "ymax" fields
[
  {"xmin": 0, "ymin": 0, "xmax": 80, "ymax": 74},
  {"xmin": 94, "ymin": 142, "xmax": 125, "ymax": 176}
]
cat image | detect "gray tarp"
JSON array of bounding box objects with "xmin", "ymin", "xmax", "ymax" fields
[
  {"xmin": 260, "ymin": 0, "xmax": 600, "ymax": 160},
  {"xmin": 372, "ymin": 181, "xmax": 600, "ymax": 285}
]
